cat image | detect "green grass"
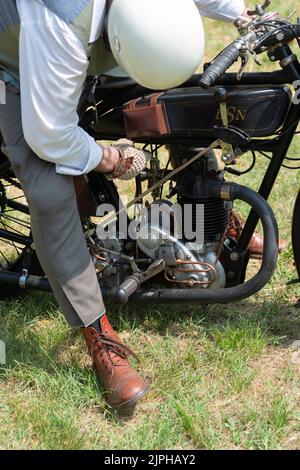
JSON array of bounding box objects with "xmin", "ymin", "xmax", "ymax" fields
[{"xmin": 1, "ymin": 0, "xmax": 300, "ymax": 450}]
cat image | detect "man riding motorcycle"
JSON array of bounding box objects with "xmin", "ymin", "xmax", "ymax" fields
[{"xmin": 0, "ymin": 0, "xmax": 283, "ymax": 412}]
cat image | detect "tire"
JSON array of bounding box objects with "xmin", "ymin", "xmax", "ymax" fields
[
  {"xmin": 292, "ymin": 189, "xmax": 300, "ymax": 281},
  {"xmin": 0, "ymin": 157, "xmax": 44, "ymax": 299}
]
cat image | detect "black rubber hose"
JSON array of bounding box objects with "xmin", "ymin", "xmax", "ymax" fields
[{"xmin": 130, "ymin": 183, "xmax": 279, "ymax": 305}]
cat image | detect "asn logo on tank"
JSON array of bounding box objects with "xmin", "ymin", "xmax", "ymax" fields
[{"xmin": 216, "ymin": 106, "xmax": 247, "ymax": 123}]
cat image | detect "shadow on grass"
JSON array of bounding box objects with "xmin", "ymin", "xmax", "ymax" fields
[
  {"xmin": 1, "ymin": 289, "xmax": 300, "ymax": 372},
  {"xmin": 108, "ymin": 295, "xmax": 300, "ymax": 342}
]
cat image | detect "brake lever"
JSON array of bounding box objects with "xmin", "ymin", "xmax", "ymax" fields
[
  {"xmin": 252, "ymin": 51, "xmax": 262, "ymax": 66},
  {"xmin": 237, "ymin": 52, "xmax": 249, "ymax": 80}
]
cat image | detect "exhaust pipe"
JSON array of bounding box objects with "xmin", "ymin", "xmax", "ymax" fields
[
  {"xmin": 0, "ymin": 270, "xmax": 113, "ymax": 297},
  {"xmin": 0, "ymin": 270, "xmax": 52, "ymax": 292},
  {"xmin": 130, "ymin": 182, "xmax": 279, "ymax": 305},
  {"xmin": 0, "ymin": 182, "xmax": 279, "ymax": 306}
]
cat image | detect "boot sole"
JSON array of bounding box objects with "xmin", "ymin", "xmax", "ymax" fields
[
  {"xmin": 109, "ymin": 382, "xmax": 150, "ymax": 413},
  {"xmin": 250, "ymin": 253, "xmax": 263, "ymax": 260}
]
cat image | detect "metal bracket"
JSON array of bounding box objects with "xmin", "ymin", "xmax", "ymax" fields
[{"xmin": 219, "ymin": 102, "xmax": 235, "ymax": 164}]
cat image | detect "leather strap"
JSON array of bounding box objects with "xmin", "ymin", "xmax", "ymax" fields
[
  {"xmin": 128, "ymin": 98, "xmax": 139, "ymax": 110},
  {"xmin": 150, "ymin": 93, "xmax": 162, "ymax": 106},
  {"xmin": 127, "ymin": 93, "xmax": 163, "ymax": 110}
]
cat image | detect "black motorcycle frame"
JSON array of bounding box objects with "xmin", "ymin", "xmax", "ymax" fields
[
  {"xmin": 88, "ymin": 44, "xmax": 300, "ymax": 265},
  {"xmin": 0, "ymin": 44, "xmax": 299, "ymax": 302}
]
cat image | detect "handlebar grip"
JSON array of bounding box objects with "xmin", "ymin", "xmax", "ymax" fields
[{"xmin": 199, "ymin": 43, "xmax": 241, "ymax": 89}]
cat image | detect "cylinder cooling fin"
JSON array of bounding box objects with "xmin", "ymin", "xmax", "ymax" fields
[
  {"xmin": 177, "ymin": 196, "xmax": 229, "ymax": 243},
  {"xmin": 175, "ymin": 154, "xmax": 229, "ymax": 243}
]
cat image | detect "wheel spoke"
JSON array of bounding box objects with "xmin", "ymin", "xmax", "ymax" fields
[
  {"xmin": 0, "ymin": 249, "xmax": 11, "ymax": 266},
  {"xmin": 0, "ymin": 221, "xmax": 29, "ymax": 236},
  {"xmin": 0, "ymin": 177, "xmax": 31, "ymax": 271},
  {"xmin": 10, "ymin": 195, "xmax": 26, "ymax": 201},
  {"xmin": 6, "ymin": 199, "xmax": 30, "ymax": 215},
  {"xmin": 0, "ymin": 237, "xmax": 23, "ymax": 250},
  {"xmin": 1, "ymin": 220, "xmax": 23, "ymax": 255},
  {"xmin": 0, "ymin": 213, "xmax": 31, "ymax": 230},
  {"xmin": 0, "ymin": 228, "xmax": 31, "ymax": 247}
]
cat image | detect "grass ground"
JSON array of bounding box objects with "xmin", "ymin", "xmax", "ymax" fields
[{"xmin": 0, "ymin": 0, "xmax": 300, "ymax": 450}]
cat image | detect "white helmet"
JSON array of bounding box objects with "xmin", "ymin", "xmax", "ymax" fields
[{"xmin": 107, "ymin": 0, "xmax": 205, "ymax": 90}]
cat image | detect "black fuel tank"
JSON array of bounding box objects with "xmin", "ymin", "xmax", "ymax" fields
[{"xmin": 94, "ymin": 85, "xmax": 292, "ymax": 140}]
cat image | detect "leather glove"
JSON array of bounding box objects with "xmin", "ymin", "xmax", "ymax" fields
[{"xmin": 105, "ymin": 139, "xmax": 151, "ymax": 181}]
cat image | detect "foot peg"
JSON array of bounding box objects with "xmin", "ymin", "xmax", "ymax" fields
[{"xmin": 110, "ymin": 259, "xmax": 165, "ymax": 305}]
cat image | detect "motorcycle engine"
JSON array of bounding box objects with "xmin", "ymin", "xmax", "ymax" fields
[{"xmin": 137, "ymin": 149, "xmax": 230, "ymax": 288}]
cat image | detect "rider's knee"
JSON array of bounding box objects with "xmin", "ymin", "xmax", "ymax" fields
[{"xmin": 27, "ymin": 174, "xmax": 75, "ymax": 214}]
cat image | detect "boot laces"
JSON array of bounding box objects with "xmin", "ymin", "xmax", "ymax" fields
[{"xmin": 91, "ymin": 333, "xmax": 139, "ymax": 371}]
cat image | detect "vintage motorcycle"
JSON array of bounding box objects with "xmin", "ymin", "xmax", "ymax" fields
[{"xmin": 0, "ymin": 1, "xmax": 299, "ymax": 307}]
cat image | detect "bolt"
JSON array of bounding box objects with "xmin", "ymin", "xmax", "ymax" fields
[
  {"xmin": 214, "ymin": 88, "xmax": 227, "ymax": 102},
  {"xmin": 98, "ymin": 193, "xmax": 106, "ymax": 203},
  {"xmin": 234, "ymin": 147, "xmax": 242, "ymax": 157},
  {"xmin": 227, "ymin": 271, "xmax": 235, "ymax": 279},
  {"xmin": 230, "ymin": 253, "xmax": 239, "ymax": 262},
  {"xmin": 124, "ymin": 241, "xmax": 133, "ymax": 251},
  {"xmin": 224, "ymin": 201, "xmax": 233, "ymax": 210}
]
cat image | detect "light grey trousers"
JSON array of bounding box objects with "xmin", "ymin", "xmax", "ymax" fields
[{"xmin": 0, "ymin": 89, "xmax": 105, "ymax": 327}]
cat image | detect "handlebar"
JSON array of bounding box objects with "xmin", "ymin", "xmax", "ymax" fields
[
  {"xmin": 199, "ymin": 23, "xmax": 300, "ymax": 89},
  {"xmin": 256, "ymin": 23, "xmax": 300, "ymax": 51}
]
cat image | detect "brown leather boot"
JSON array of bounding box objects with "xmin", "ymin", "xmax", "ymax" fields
[
  {"xmin": 227, "ymin": 211, "xmax": 288, "ymax": 259},
  {"xmin": 82, "ymin": 314, "xmax": 149, "ymax": 411}
]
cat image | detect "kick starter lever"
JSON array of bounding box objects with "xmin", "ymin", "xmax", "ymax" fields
[{"xmin": 110, "ymin": 259, "xmax": 165, "ymax": 305}]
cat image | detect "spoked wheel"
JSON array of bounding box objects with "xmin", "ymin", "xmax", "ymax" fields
[
  {"xmin": 0, "ymin": 173, "xmax": 43, "ymax": 299},
  {"xmin": 292, "ymin": 189, "xmax": 300, "ymax": 282}
]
